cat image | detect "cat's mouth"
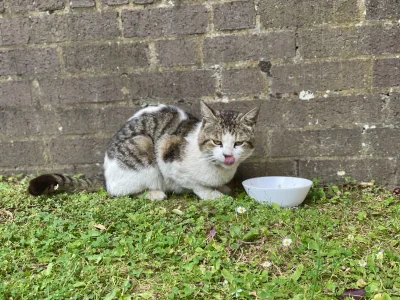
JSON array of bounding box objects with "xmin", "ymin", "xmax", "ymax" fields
[{"xmin": 224, "ymin": 155, "xmax": 235, "ymax": 165}]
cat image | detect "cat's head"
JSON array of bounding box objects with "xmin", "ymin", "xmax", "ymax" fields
[{"xmin": 198, "ymin": 101, "xmax": 260, "ymax": 168}]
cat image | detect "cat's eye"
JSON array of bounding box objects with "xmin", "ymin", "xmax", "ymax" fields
[
  {"xmin": 212, "ymin": 140, "xmax": 222, "ymax": 146},
  {"xmin": 234, "ymin": 141, "xmax": 244, "ymax": 147}
]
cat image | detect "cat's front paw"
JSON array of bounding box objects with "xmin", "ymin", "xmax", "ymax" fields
[
  {"xmin": 145, "ymin": 190, "xmax": 167, "ymax": 201},
  {"xmin": 197, "ymin": 190, "xmax": 223, "ymax": 200}
]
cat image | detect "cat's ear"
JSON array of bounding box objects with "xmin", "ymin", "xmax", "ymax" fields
[
  {"xmin": 200, "ymin": 101, "xmax": 217, "ymax": 121},
  {"xmin": 240, "ymin": 106, "xmax": 260, "ymax": 125}
]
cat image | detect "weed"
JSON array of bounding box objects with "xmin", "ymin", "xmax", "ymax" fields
[{"xmin": 0, "ymin": 176, "xmax": 399, "ymax": 299}]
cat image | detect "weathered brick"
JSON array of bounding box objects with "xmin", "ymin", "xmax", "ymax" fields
[
  {"xmin": 70, "ymin": 0, "xmax": 96, "ymax": 8},
  {"xmin": 259, "ymin": 0, "xmax": 358, "ymax": 28},
  {"xmin": 373, "ymin": 58, "xmax": 400, "ymax": 88},
  {"xmin": 0, "ymin": 141, "xmax": 46, "ymax": 168},
  {"xmin": 134, "ymin": 0, "xmax": 154, "ymax": 3},
  {"xmin": 0, "ymin": 110, "xmax": 59, "ymax": 137},
  {"xmin": 130, "ymin": 70, "xmax": 215, "ymax": 99},
  {"xmin": 261, "ymin": 94, "xmax": 389, "ymax": 129},
  {"xmin": 222, "ymin": 68, "xmax": 265, "ymax": 95},
  {"xmin": 63, "ymin": 43, "xmax": 149, "ymax": 73},
  {"xmin": 59, "ymin": 107, "xmax": 135, "ymax": 135},
  {"xmin": 122, "ymin": 5, "xmax": 208, "ymax": 38},
  {"xmin": 213, "ymin": 1, "xmax": 256, "ymax": 31},
  {"xmin": 32, "ymin": 76, "xmax": 128, "ymax": 105},
  {"xmin": 155, "ymin": 39, "xmax": 197, "ymax": 67},
  {"xmin": 0, "ymin": 81, "xmax": 32, "ymax": 107},
  {"xmin": 0, "ymin": 18, "xmax": 30, "ymax": 45},
  {"xmin": 104, "ymin": 0, "xmax": 128, "ymax": 4},
  {"xmin": 271, "ymin": 60, "xmax": 369, "ymax": 93},
  {"xmin": 365, "ymin": 0, "xmax": 400, "ymax": 20},
  {"xmin": 0, "ymin": 12, "xmax": 119, "ymax": 46},
  {"xmin": 385, "ymin": 92, "xmax": 400, "ymax": 124},
  {"xmin": 268, "ymin": 129, "xmax": 362, "ymax": 158},
  {"xmin": 0, "ymin": 48, "xmax": 60, "ymax": 76},
  {"xmin": 299, "ymin": 25, "xmax": 400, "ymax": 58},
  {"xmin": 236, "ymin": 160, "xmax": 298, "ymax": 181},
  {"xmin": 49, "ymin": 138, "xmax": 107, "ymax": 165},
  {"xmin": 7, "ymin": 0, "xmax": 64, "ymax": 12},
  {"xmin": 203, "ymin": 32, "xmax": 295, "ymax": 63},
  {"xmin": 33, "ymin": 12, "xmax": 120, "ymax": 44},
  {"xmin": 299, "ymin": 158, "xmax": 397, "ymax": 186},
  {"xmin": 364, "ymin": 128, "xmax": 400, "ymax": 156}
]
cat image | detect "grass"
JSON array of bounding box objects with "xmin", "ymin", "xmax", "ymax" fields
[{"xmin": 0, "ymin": 175, "xmax": 399, "ymax": 300}]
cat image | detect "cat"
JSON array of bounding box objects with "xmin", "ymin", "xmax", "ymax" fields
[{"xmin": 28, "ymin": 101, "xmax": 259, "ymax": 200}]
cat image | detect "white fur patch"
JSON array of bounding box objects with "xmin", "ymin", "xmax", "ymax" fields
[
  {"xmin": 104, "ymin": 154, "xmax": 163, "ymax": 196},
  {"xmin": 128, "ymin": 105, "xmax": 166, "ymax": 121}
]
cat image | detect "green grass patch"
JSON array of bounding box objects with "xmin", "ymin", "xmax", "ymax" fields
[{"xmin": 0, "ymin": 176, "xmax": 399, "ymax": 299}]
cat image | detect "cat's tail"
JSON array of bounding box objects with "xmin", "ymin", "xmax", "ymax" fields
[{"xmin": 28, "ymin": 173, "xmax": 104, "ymax": 196}]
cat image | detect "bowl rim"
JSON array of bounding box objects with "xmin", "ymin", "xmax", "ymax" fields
[{"xmin": 242, "ymin": 176, "xmax": 313, "ymax": 191}]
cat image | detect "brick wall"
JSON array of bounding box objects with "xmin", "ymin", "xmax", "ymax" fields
[{"xmin": 0, "ymin": 0, "xmax": 399, "ymax": 186}]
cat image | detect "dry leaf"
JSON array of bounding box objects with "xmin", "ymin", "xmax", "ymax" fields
[
  {"xmin": 206, "ymin": 225, "xmax": 217, "ymax": 243},
  {"xmin": 0, "ymin": 210, "xmax": 14, "ymax": 222},
  {"xmin": 359, "ymin": 181, "xmax": 374, "ymax": 187},
  {"xmin": 249, "ymin": 291, "xmax": 258, "ymax": 297},
  {"xmin": 172, "ymin": 209, "xmax": 183, "ymax": 216},
  {"xmin": 94, "ymin": 224, "xmax": 106, "ymax": 231},
  {"xmin": 340, "ymin": 288, "xmax": 366, "ymax": 300}
]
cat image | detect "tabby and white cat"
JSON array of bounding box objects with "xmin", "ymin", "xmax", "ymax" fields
[{"xmin": 28, "ymin": 101, "xmax": 259, "ymax": 200}]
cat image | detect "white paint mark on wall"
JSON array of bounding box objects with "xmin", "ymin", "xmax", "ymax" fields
[
  {"xmin": 221, "ymin": 96, "xmax": 229, "ymax": 103},
  {"xmin": 362, "ymin": 124, "xmax": 377, "ymax": 133},
  {"xmin": 299, "ymin": 90, "xmax": 314, "ymax": 101},
  {"xmin": 121, "ymin": 87, "xmax": 129, "ymax": 95}
]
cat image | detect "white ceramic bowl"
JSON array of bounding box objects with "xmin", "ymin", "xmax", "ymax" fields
[{"xmin": 242, "ymin": 176, "xmax": 313, "ymax": 207}]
